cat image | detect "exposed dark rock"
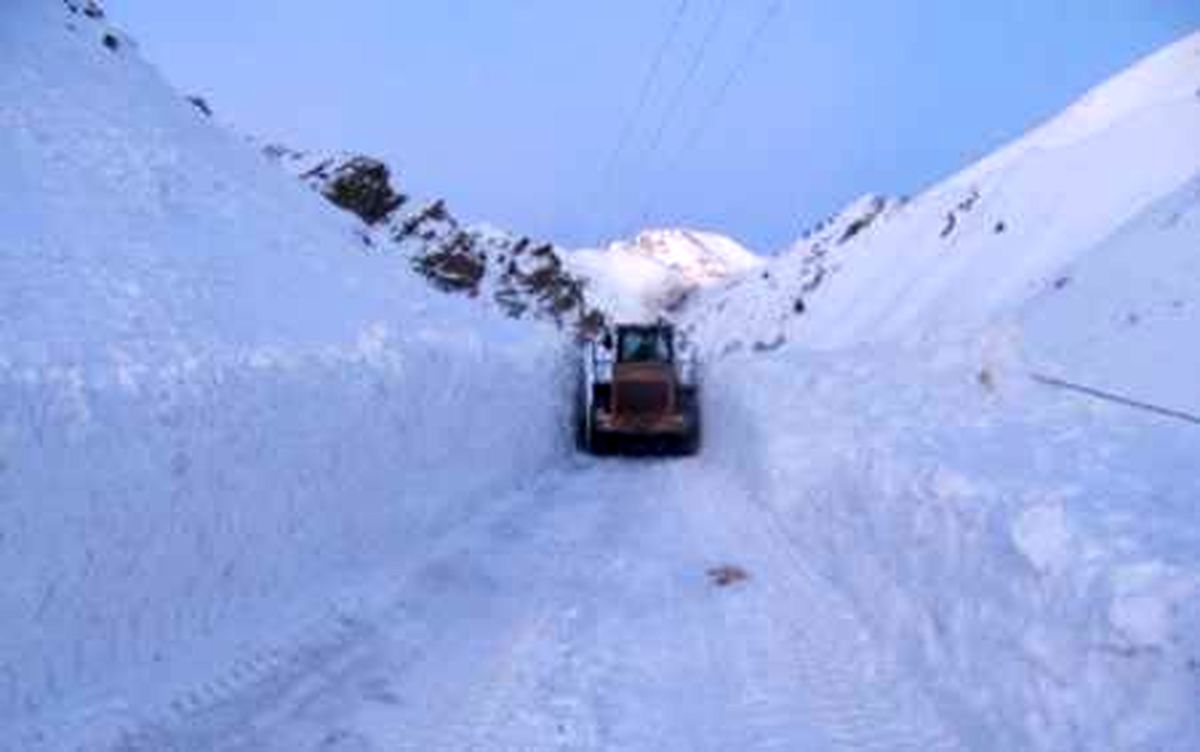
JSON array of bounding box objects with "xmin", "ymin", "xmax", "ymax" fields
[
  {"xmin": 936, "ymin": 212, "xmax": 955, "ymax": 238},
  {"xmin": 978, "ymin": 368, "xmax": 995, "ymax": 391},
  {"xmin": 957, "ymin": 188, "xmax": 981, "ymax": 212},
  {"xmin": 799, "ymin": 267, "xmax": 826, "ymax": 294},
  {"xmin": 707, "ymin": 564, "xmax": 750, "ymax": 587},
  {"xmin": 322, "ymin": 157, "xmax": 406, "ymax": 225},
  {"xmin": 752, "ymin": 335, "xmax": 786, "ymax": 353},
  {"xmin": 102, "ymin": 32, "xmax": 119, "ymax": 51},
  {"xmin": 941, "ymin": 188, "xmax": 980, "ymax": 239},
  {"xmin": 186, "ymin": 95, "xmax": 212, "ymax": 117},
  {"xmin": 836, "ymin": 196, "xmax": 889, "ymax": 244},
  {"xmin": 940, "ymin": 212, "xmax": 957, "ymax": 238},
  {"xmin": 838, "ymin": 216, "xmax": 872, "ymax": 244},
  {"xmin": 63, "ymin": 0, "xmax": 105, "ymax": 18},
  {"xmin": 994, "ymin": 220, "xmax": 1006, "ymax": 234},
  {"xmin": 414, "ymin": 234, "xmax": 485, "ymax": 294},
  {"xmin": 274, "ymin": 149, "xmax": 604, "ymax": 334}
]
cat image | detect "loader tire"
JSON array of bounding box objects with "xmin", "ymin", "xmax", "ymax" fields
[{"xmin": 677, "ymin": 397, "xmax": 701, "ymax": 456}]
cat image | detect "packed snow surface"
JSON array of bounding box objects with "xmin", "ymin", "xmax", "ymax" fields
[{"xmin": 3, "ymin": 2, "xmax": 1199, "ymax": 751}]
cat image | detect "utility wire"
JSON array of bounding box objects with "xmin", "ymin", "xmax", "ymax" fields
[
  {"xmin": 635, "ymin": 0, "xmax": 778, "ymax": 228},
  {"xmin": 628, "ymin": 0, "xmax": 731, "ymax": 233},
  {"xmin": 598, "ymin": 0, "xmax": 691, "ymax": 189},
  {"xmin": 668, "ymin": 0, "xmax": 782, "ymax": 169},
  {"xmin": 1031, "ymin": 373, "xmax": 1200, "ymax": 426}
]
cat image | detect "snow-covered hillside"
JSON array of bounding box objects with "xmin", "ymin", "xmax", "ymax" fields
[
  {"xmin": 565, "ymin": 229, "xmax": 761, "ymax": 322},
  {"xmin": 682, "ymin": 28, "xmax": 1200, "ymax": 751},
  {"xmin": 4, "ymin": 2, "xmax": 1199, "ymax": 750},
  {"xmin": 259, "ymin": 147, "xmax": 611, "ymax": 337},
  {"xmin": 264, "ymin": 148, "xmax": 762, "ymax": 333},
  {"xmin": 685, "ymin": 30, "xmax": 1200, "ymax": 358},
  {"xmin": 0, "ymin": 2, "xmax": 567, "ymax": 745}
]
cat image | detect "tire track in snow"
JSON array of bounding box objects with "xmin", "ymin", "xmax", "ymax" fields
[
  {"xmin": 101, "ymin": 458, "xmax": 963, "ymax": 751},
  {"xmin": 684, "ymin": 464, "xmax": 964, "ymax": 751}
]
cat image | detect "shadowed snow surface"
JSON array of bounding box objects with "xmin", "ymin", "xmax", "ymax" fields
[{"xmin": 2, "ymin": 2, "xmax": 1199, "ymax": 751}]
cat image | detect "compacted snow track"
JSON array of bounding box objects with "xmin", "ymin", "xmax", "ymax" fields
[{"xmin": 116, "ymin": 458, "xmax": 962, "ymax": 752}]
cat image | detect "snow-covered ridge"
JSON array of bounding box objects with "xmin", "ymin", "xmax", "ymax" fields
[
  {"xmin": 266, "ymin": 147, "xmax": 762, "ymax": 331},
  {"xmin": 685, "ymin": 30, "xmax": 1200, "ymax": 356},
  {"xmin": 611, "ymin": 228, "xmax": 761, "ymax": 287},
  {"xmin": 564, "ymin": 228, "xmax": 761, "ymax": 323},
  {"xmin": 261, "ymin": 146, "xmax": 613, "ymax": 336}
]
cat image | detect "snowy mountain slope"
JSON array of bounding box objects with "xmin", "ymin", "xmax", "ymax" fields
[
  {"xmin": 0, "ymin": 1, "xmax": 569, "ymax": 744},
  {"xmin": 564, "ymin": 228, "xmax": 762, "ymax": 322},
  {"xmin": 0, "ymin": 4, "xmax": 411, "ymax": 367},
  {"xmin": 263, "ymin": 146, "xmax": 609, "ymax": 337},
  {"xmin": 266, "ymin": 148, "xmax": 762, "ymax": 333},
  {"xmin": 685, "ymin": 30, "xmax": 1200, "ymax": 355},
  {"xmin": 680, "ymin": 31, "xmax": 1200, "ymax": 752},
  {"xmin": 1020, "ymin": 174, "xmax": 1200, "ymax": 416},
  {"xmin": 6, "ymin": 2, "xmax": 1199, "ymax": 751}
]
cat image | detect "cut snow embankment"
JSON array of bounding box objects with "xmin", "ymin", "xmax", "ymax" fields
[
  {"xmin": 0, "ymin": 2, "xmax": 570, "ymax": 744},
  {"xmin": 704, "ymin": 174, "xmax": 1200, "ymax": 751},
  {"xmin": 708, "ymin": 338, "xmax": 1200, "ymax": 751},
  {"xmin": 0, "ymin": 329, "xmax": 568, "ymax": 746}
]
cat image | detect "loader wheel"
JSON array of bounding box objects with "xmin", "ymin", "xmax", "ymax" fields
[
  {"xmin": 677, "ymin": 400, "xmax": 701, "ymax": 456},
  {"xmin": 574, "ymin": 399, "xmax": 588, "ymax": 452},
  {"xmin": 576, "ymin": 399, "xmax": 609, "ymax": 456},
  {"xmin": 587, "ymin": 415, "xmax": 613, "ymax": 456}
]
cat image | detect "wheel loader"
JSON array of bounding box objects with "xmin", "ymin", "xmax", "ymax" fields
[{"xmin": 577, "ymin": 322, "xmax": 700, "ymax": 456}]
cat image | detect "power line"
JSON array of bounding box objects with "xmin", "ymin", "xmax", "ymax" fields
[
  {"xmin": 639, "ymin": 0, "xmax": 731, "ymax": 171},
  {"xmin": 634, "ymin": 0, "xmax": 779, "ymax": 229},
  {"xmin": 669, "ymin": 0, "xmax": 782, "ymax": 167},
  {"xmin": 598, "ymin": 0, "xmax": 691, "ymax": 189},
  {"xmin": 1031, "ymin": 373, "xmax": 1200, "ymax": 426}
]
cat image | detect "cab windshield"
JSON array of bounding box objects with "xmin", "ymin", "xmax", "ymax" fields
[{"xmin": 617, "ymin": 328, "xmax": 672, "ymax": 363}]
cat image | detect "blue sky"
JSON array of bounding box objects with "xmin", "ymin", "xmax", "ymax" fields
[{"xmin": 105, "ymin": 1, "xmax": 1200, "ymax": 252}]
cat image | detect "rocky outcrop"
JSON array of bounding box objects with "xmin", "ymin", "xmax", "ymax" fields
[
  {"xmin": 265, "ymin": 147, "xmax": 608, "ymax": 336},
  {"xmin": 301, "ymin": 156, "xmax": 407, "ymax": 225}
]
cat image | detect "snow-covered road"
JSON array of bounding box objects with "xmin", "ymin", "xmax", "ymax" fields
[{"xmin": 118, "ymin": 459, "xmax": 962, "ymax": 752}]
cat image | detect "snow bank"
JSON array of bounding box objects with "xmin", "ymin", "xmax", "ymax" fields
[
  {"xmin": 0, "ymin": 330, "xmax": 568, "ymax": 741},
  {"xmin": 708, "ymin": 338, "xmax": 1200, "ymax": 750},
  {"xmin": 0, "ymin": 1, "xmax": 571, "ymax": 741},
  {"xmin": 703, "ymin": 158, "xmax": 1200, "ymax": 750}
]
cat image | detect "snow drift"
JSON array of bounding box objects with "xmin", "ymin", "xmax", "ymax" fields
[
  {"xmin": 694, "ymin": 29, "xmax": 1200, "ymax": 752},
  {"xmin": 0, "ymin": 1, "xmax": 567, "ymax": 742}
]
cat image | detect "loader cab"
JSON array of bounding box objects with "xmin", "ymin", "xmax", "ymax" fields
[
  {"xmin": 579, "ymin": 321, "xmax": 700, "ymax": 456},
  {"xmin": 615, "ymin": 324, "xmax": 674, "ymax": 364}
]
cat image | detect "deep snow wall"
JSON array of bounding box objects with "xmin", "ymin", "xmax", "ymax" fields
[
  {"xmin": 0, "ymin": 0, "xmax": 572, "ymax": 741},
  {"xmin": 708, "ymin": 341, "xmax": 1200, "ymax": 751},
  {"xmin": 0, "ymin": 332, "xmax": 569, "ymax": 738}
]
